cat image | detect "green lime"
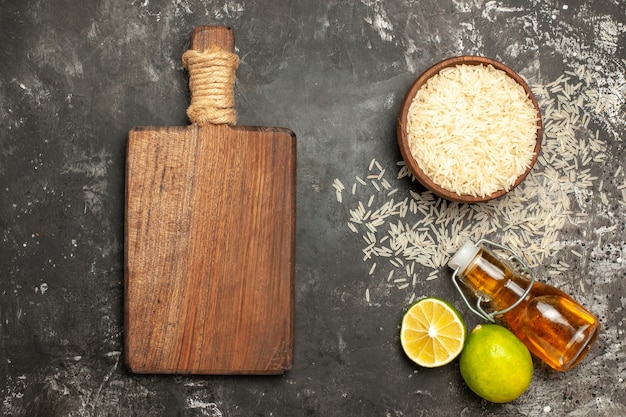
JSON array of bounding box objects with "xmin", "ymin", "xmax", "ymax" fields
[{"xmin": 459, "ymin": 323, "xmax": 533, "ymax": 403}]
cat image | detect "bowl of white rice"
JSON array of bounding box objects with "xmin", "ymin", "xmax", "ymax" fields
[{"xmin": 397, "ymin": 56, "xmax": 542, "ymax": 203}]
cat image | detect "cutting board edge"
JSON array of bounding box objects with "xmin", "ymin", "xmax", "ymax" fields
[
  {"xmin": 128, "ymin": 124, "xmax": 296, "ymax": 136},
  {"xmin": 123, "ymin": 363, "xmax": 292, "ymax": 375}
]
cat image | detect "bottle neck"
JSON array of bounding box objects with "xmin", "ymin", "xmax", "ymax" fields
[{"xmin": 459, "ymin": 248, "xmax": 528, "ymax": 309}]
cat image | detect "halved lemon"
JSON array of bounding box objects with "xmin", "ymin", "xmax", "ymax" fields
[{"xmin": 400, "ymin": 297, "xmax": 466, "ymax": 368}]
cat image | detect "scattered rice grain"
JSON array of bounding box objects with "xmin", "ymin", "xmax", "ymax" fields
[{"xmin": 335, "ymin": 65, "xmax": 615, "ymax": 304}]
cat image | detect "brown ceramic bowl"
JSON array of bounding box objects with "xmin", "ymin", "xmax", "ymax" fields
[{"xmin": 397, "ymin": 56, "xmax": 543, "ymax": 203}]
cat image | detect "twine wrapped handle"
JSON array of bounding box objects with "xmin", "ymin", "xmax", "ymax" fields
[{"xmin": 182, "ymin": 27, "xmax": 239, "ymax": 126}]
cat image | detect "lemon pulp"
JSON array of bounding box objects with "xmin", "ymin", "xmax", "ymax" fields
[{"xmin": 400, "ymin": 297, "xmax": 466, "ymax": 368}]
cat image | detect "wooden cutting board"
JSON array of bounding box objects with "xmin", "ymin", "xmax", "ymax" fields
[{"xmin": 124, "ymin": 26, "xmax": 296, "ymax": 374}]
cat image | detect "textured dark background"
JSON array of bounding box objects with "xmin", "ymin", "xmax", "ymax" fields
[{"xmin": 1, "ymin": 0, "xmax": 625, "ymax": 416}]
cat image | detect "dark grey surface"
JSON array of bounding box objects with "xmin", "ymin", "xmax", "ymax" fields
[{"xmin": 1, "ymin": 0, "xmax": 625, "ymax": 416}]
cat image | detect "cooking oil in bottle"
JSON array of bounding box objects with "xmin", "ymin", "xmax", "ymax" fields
[{"xmin": 448, "ymin": 240, "xmax": 600, "ymax": 372}]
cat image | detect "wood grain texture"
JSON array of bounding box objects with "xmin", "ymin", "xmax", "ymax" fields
[{"xmin": 124, "ymin": 27, "xmax": 296, "ymax": 374}]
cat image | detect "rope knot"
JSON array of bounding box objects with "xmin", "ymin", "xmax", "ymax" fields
[{"xmin": 182, "ymin": 46, "xmax": 239, "ymax": 125}]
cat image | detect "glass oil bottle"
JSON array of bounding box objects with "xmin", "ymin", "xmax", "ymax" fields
[{"xmin": 448, "ymin": 239, "xmax": 600, "ymax": 372}]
